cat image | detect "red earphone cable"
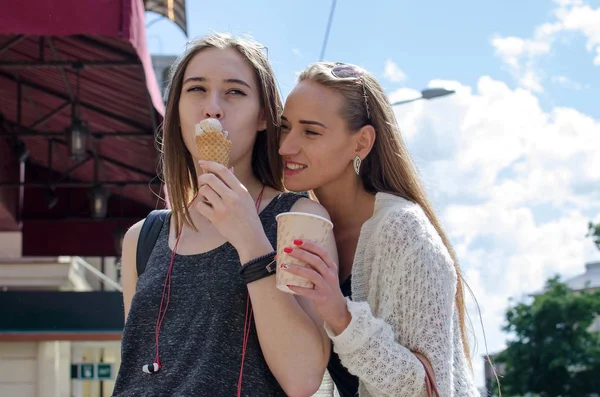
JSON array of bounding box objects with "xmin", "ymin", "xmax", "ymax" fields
[
  {"xmin": 153, "ymin": 217, "xmax": 184, "ymax": 368},
  {"xmin": 152, "ymin": 185, "xmax": 266, "ymax": 397}
]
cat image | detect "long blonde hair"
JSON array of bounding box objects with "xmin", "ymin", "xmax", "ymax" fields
[
  {"xmin": 297, "ymin": 62, "xmax": 472, "ymax": 361},
  {"xmin": 160, "ymin": 33, "xmax": 284, "ymax": 233}
]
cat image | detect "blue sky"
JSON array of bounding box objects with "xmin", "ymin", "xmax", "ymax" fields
[
  {"xmin": 146, "ymin": 0, "xmax": 599, "ymax": 117},
  {"xmin": 145, "ymin": 0, "xmax": 600, "ymax": 389}
]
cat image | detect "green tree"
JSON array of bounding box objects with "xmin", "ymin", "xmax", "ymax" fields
[
  {"xmin": 495, "ymin": 276, "xmax": 600, "ymax": 397},
  {"xmin": 587, "ymin": 221, "xmax": 600, "ymax": 251}
]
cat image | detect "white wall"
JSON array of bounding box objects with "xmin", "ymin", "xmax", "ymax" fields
[
  {"xmin": 0, "ymin": 342, "xmax": 37, "ymax": 397},
  {"xmin": 0, "ymin": 341, "xmax": 72, "ymax": 397},
  {"xmin": 38, "ymin": 341, "xmax": 71, "ymax": 397}
]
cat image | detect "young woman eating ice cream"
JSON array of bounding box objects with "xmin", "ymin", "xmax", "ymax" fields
[{"xmin": 113, "ymin": 34, "xmax": 335, "ymax": 397}]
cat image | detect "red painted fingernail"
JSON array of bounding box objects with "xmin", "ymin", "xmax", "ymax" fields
[
  {"xmin": 280, "ymin": 263, "xmax": 289, "ymax": 269},
  {"xmin": 274, "ymin": 255, "xmax": 278, "ymax": 260},
  {"xmin": 293, "ymin": 239, "xmax": 303, "ymax": 246},
  {"xmin": 287, "ymin": 284, "xmax": 294, "ymax": 289},
  {"xmin": 283, "ymin": 247, "xmax": 293, "ymax": 253}
]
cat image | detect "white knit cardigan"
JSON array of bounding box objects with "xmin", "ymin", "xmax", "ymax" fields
[{"xmin": 314, "ymin": 193, "xmax": 479, "ymax": 397}]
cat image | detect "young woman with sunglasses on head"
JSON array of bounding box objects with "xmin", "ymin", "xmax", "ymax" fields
[
  {"xmin": 278, "ymin": 62, "xmax": 480, "ymax": 396},
  {"xmin": 113, "ymin": 34, "xmax": 335, "ymax": 397}
]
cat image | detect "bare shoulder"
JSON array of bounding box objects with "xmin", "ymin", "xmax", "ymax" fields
[
  {"xmin": 121, "ymin": 218, "xmax": 146, "ymax": 320},
  {"xmin": 289, "ymin": 197, "xmax": 331, "ymax": 220},
  {"xmin": 123, "ymin": 219, "xmax": 145, "ymax": 253},
  {"xmin": 120, "ymin": 218, "xmax": 145, "ymax": 278}
]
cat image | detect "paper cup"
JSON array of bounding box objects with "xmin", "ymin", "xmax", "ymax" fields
[{"xmin": 275, "ymin": 212, "xmax": 334, "ymax": 294}]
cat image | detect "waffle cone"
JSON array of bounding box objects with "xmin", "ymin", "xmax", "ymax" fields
[{"xmin": 195, "ymin": 132, "xmax": 232, "ymax": 167}]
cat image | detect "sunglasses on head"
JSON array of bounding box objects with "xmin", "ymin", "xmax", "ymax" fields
[{"xmin": 330, "ymin": 63, "xmax": 372, "ymax": 120}]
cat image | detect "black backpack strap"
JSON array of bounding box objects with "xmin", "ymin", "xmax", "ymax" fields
[{"xmin": 136, "ymin": 209, "xmax": 170, "ymax": 277}]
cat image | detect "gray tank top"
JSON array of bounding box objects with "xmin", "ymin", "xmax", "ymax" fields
[{"xmin": 113, "ymin": 192, "xmax": 305, "ymax": 397}]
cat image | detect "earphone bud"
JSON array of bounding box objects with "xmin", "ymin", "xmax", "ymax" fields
[{"xmin": 142, "ymin": 362, "xmax": 160, "ymax": 374}]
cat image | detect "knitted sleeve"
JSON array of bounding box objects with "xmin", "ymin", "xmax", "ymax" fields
[{"xmin": 324, "ymin": 205, "xmax": 458, "ymax": 396}]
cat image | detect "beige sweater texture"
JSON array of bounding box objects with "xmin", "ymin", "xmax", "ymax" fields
[{"xmin": 314, "ymin": 193, "xmax": 479, "ymax": 397}]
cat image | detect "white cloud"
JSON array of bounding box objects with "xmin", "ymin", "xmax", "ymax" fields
[
  {"xmin": 384, "ymin": 59, "xmax": 407, "ymax": 83},
  {"xmin": 491, "ymin": 34, "xmax": 552, "ymax": 92},
  {"xmin": 551, "ymin": 75, "xmax": 590, "ymax": 90},
  {"xmin": 492, "ymin": 0, "xmax": 600, "ymax": 91},
  {"xmin": 556, "ymin": 1, "xmax": 600, "ymax": 65},
  {"xmin": 395, "ymin": 76, "xmax": 600, "ymax": 206},
  {"xmin": 390, "ymin": 74, "xmax": 600, "ymax": 387}
]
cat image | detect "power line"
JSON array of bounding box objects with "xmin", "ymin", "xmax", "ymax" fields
[{"xmin": 319, "ymin": 0, "xmax": 338, "ymax": 61}]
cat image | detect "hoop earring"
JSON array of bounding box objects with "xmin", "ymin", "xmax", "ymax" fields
[{"xmin": 353, "ymin": 155, "xmax": 362, "ymax": 176}]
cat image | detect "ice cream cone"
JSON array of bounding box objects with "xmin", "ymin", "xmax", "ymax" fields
[
  {"xmin": 194, "ymin": 118, "xmax": 232, "ymax": 167},
  {"xmin": 195, "ymin": 132, "xmax": 232, "ymax": 167}
]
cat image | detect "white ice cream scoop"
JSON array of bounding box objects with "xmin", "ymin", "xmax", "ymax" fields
[{"xmin": 195, "ymin": 118, "xmax": 228, "ymax": 138}]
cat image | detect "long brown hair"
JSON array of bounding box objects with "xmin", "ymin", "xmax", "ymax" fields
[
  {"xmin": 160, "ymin": 33, "xmax": 284, "ymax": 233},
  {"xmin": 297, "ymin": 62, "xmax": 472, "ymax": 362}
]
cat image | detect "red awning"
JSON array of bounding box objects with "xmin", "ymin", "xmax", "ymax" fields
[
  {"xmin": 0, "ymin": 0, "xmax": 167, "ymax": 256},
  {"xmin": 1, "ymin": 0, "xmax": 164, "ymax": 116}
]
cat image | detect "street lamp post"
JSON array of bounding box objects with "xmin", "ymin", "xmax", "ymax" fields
[{"xmin": 391, "ymin": 88, "xmax": 455, "ymax": 106}]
